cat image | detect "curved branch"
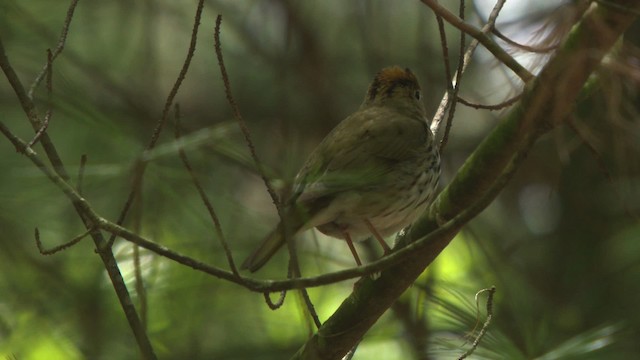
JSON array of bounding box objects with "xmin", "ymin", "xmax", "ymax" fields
[
  {"xmin": 27, "ymin": 0, "xmax": 80, "ymax": 99},
  {"xmin": 35, "ymin": 227, "xmax": 92, "ymax": 255},
  {"xmin": 0, "ymin": 37, "xmax": 158, "ymax": 360},
  {"xmin": 430, "ymin": 0, "xmax": 509, "ymax": 136},
  {"xmin": 420, "ymin": 0, "xmax": 534, "ymax": 83},
  {"xmin": 108, "ymin": 0, "xmax": 206, "ymax": 246}
]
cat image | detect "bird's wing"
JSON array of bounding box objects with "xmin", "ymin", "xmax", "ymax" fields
[{"xmin": 293, "ymin": 106, "xmax": 429, "ymax": 210}]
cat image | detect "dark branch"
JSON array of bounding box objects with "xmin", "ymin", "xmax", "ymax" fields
[
  {"xmin": 420, "ymin": 0, "xmax": 534, "ymax": 83},
  {"xmin": 108, "ymin": 0, "xmax": 206, "ymax": 246},
  {"xmin": 27, "ymin": 0, "xmax": 80, "ymax": 99},
  {"xmin": 458, "ymin": 286, "xmax": 496, "ymax": 360},
  {"xmin": 173, "ymin": 104, "xmax": 242, "ymax": 277},
  {"xmin": 35, "ymin": 227, "xmax": 92, "ymax": 255},
  {"xmin": 457, "ymin": 93, "xmax": 522, "ymax": 110}
]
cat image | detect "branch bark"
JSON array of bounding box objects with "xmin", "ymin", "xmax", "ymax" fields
[{"xmin": 292, "ymin": 1, "xmax": 640, "ymax": 359}]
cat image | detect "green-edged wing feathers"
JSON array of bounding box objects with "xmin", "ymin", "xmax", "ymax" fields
[{"xmin": 293, "ymin": 106, "xmax": 429, "ymax": 209}]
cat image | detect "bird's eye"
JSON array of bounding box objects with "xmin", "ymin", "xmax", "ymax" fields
[{"xmin": 414, "ymin": 90, "xmax": 421, "ymax": 100}]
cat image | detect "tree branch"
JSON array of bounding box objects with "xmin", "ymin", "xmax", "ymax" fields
[
  {"xmin": 0, "ymin": 28, "xmax": 158, "ymax": 360},
  {"xmin": 108, "ymin": 0, "xmax": 205, "ymax": 247},
  {"xmin": 420, "ymin": 0, "xmax": 534, "ymax": 83}
]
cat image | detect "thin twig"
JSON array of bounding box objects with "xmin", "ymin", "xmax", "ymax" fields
[
  {"xmin": 35, "ymin": 227, "xmax": 92, "ymax": 255},
  {"xmin": 286, "ymin": 247, "xmax": 321, "ymax": 327},
  {"xmin": 493, "ymin": 28, "xmax": 558, "ymax": 54},
  {"xmin": 435, "ymin": 14, "xmax": 453, "ymax": 92},
  {"xmin": 457, "ymin": 93, "xmax": 522, "ymax": 110},
  {"xmin": 213, "ymin": 15, "xmax": 303, "ymax": 278},
  {"xmin": 108, "ymin": 0, "xmax": 205, "ymax": 247},
  {"xmin": 27, "ymin": 49, "xmax": 54, "ymax": 150},
  {"xmin": 438, "ymin": 0, "xmax": 468, "ymax": 152},
  {"xmin": 420, "ymin": 0, "xmax": 533, "ymax": 84},
  {"xmin": 174, "ymin": 104, "xmax": 242, "ymax": 277},
  {"xmin": 0, "ymin": 38, "xmax": 68, "ymax": 179},
  {"xmin": 431, "ymin": 0, "xmax": 509, "ymax": 137},
  {"xmin": 264, "ymin": 291, "xmax": 287, "ymax": 310},
  {"xmin": 213, "ymin": 16, "xmax": 281, "ymax": 214},
  {"xmin": 28, "ymin": 0, "xmax": 80, "ymax": 99},
  {"xmin": 458, "ymin": 286, "xmax": 496, "ymax": 360},
  {"xmin": 27, "ymin": 110, "xmax": 51, "ymax": 150},
  {"xmin": 298, "ymin": 279, "xmax": 322, "ymax": 329},
  {"xmin": 1, "ymin": 37, "xmax": 158, "ymax": 360}
]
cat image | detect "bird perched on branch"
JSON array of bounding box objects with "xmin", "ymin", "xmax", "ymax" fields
[{"xmin": 242, "ymin": 66, "xmax": 440, "ymax": 272}]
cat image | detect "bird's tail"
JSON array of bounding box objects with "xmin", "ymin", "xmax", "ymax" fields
[
  {"xmin": 241, "ymin": 222, "xmax": 288, "ymax": 272},
  {"xmin": 242, "ymin": 203, "xmax": 311, "ymax": 272}
]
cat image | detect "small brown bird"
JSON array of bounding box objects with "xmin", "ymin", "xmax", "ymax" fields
[{"xmin": 242, "ymin": 66, "xmax": 440, "ymax": 272}]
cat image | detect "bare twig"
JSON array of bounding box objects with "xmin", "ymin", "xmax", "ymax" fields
[
  {"xmin": 27, "ymin": 0, "xmax": 80, "ymax": 99},
  {"xmin": 173, "ymin": 104, "xmax": 242, "ymax": 277},
  {"xmin": 298, "ymin": 285, "xmax": 322, "ymax": 329},
  {"xmin": 431, "ymin": 0, "xmax": 509, "ymax": 138},
  {"xmin": 35, "ymin": 227, "xmax": 92, "ymax": 255},
  {"xmin": 435, "ymin": 14, "xmax": 453, "ymax": 92},
  {"xmin": 27, "ymin": 110, "xmax": 51, "ymax": 150},
  {"xmin": 264, "ymin": 291, "xmax": 287, "ymax": 310},
  {"xmin": 1, "ymin": 34, "xmax": 157, "ymax": 360},
  {"xmin": 27, "ymin": 49, "xmax": 54, "ymax": 149},
  {"xmin": 0, "ymin": 39, "xmax": 68, "ymax": 178},
  {"xmin": 438, "ymin": 0, "xmax": 468, "ymax": 152},
  {"xmin": 493, "ymin": 28, "xmax": 558, "ymax": 54},
  {"xmin": 213, "ymin": 17, "xmax": 261, "ymax": 193},
  {"xmin": 109, "ymin": 0, "xmax": 205, "ymax": 247},
  {"xmin": 213, "ymin": 15, "xmax": 303, "ymax": 278},
  {"xmin": 458, "ymin": 286, "xmax": 496, "ymax": 360},
  {"xmin": 457, "ymin": 93, "xmax": 522, "ymax": 110},
  {"xmin": 420, "ymin": 0, "xmax": 534, "ymax": 84},
  {"xmin": 213, "ymin": 16, "xmax": 282, "ymax": 215}
]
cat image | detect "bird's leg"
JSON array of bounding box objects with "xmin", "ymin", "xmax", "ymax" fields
[
  {"xmin": 341, "ymin": 230, "xmax": 362, "ymax": 266},
  {"xmin": 364, "ymin": 219, "xmax": 391, "ymax": 254}
]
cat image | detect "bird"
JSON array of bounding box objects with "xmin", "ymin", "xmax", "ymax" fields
[{"xmin": 241, "ymin": 66, "xmax": 440, "ymax": 272}]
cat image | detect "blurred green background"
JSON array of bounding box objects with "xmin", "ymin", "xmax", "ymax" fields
[{"xmin": 1, "ymin": 0, "xmax": 639, "ymax": 359}]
